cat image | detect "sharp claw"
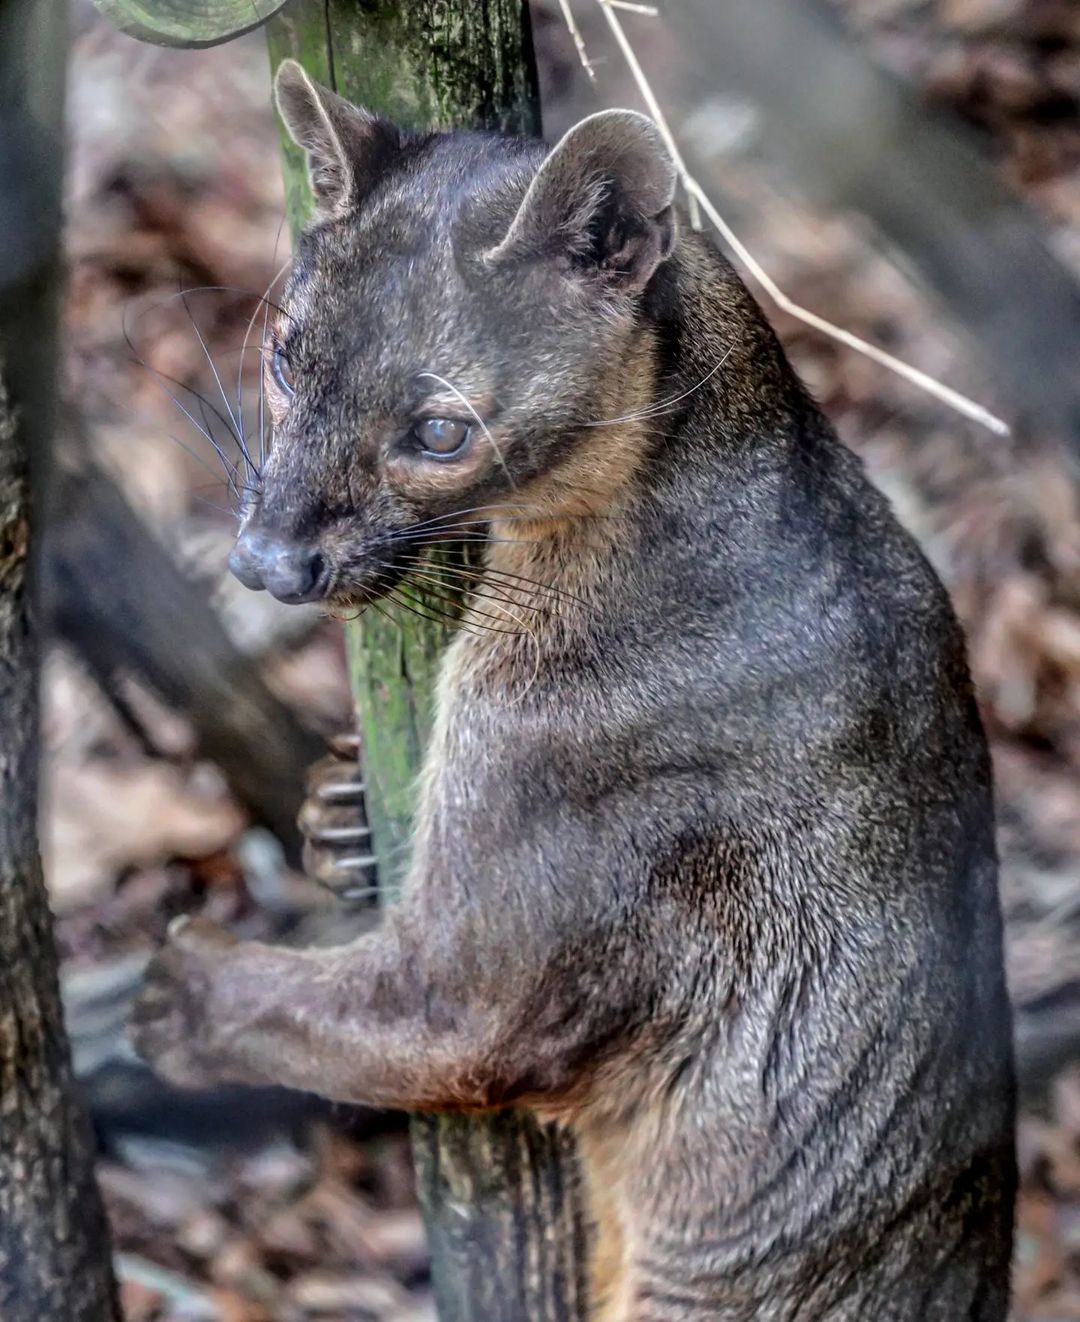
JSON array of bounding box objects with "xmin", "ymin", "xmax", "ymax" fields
[
  {"xmin": 340, "ymin": 886, "xmax": 380, "ymax": 903},
  {"xmin": 315, "ymin": 780, "xmax": 366, "ymax": 805},
  {"xmin": 301, "ymin": 735, "xmax": 374, "ymax": 900},
  {"xmin": 331, "ymin": 853, "xmax": 378, "ymax": 872},
  {"xmin": 307, "ymin": 823, "xmax": 372, "ymax": 845}
]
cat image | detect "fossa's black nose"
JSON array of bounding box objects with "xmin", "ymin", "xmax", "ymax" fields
[{"xmin": 228, "ymin": 530, "xmax": 327, "ymax": 604}]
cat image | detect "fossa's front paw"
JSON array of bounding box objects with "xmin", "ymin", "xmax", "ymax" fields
[
  {"xmin": 298, "ymin": 732, "xmax": 378, "ymax": 903},
  {"xmin": 129, "ymin": 915, "xmax": 239, "ymax": 1089}
]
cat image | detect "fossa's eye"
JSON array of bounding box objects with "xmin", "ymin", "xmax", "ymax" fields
[
  {"xmin": 415, "ymin": 417, "xmax": 470, "ymax": 459},
  {"xmin": 271, "ymin": 344, "xmax": 295, "ymax": 397}
]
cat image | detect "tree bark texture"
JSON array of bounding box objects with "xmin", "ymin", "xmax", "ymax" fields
[
  {"xmin": 0, "ymin": 0, "xmax": 119, "ymax": 1316},
  {"xmin": 266, "ymin": 3, "xmax": 590, "ymax": 1317}
]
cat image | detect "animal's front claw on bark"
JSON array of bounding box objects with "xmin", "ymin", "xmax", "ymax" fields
[{"xmin": 298, "ymin": 732, "xmax": 378, "ymax": 903}]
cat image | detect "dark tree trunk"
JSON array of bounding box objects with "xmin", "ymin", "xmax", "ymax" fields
[
  {"xmin": 0, "ymin": 0, "xmax": 119, "ymax": 1316},
  {"xmin": 412, "ymin": 1112, "xmax": 589, "ymax": 1321}
]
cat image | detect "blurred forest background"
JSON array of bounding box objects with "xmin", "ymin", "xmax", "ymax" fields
[{"xmin": 51, "ymin": 0, "xmax": 1079, "ymax": 1318}]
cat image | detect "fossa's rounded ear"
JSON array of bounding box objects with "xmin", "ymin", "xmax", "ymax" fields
[
  {"xmin": 274, "ymin": 59, "xmax": 399, "ymax": 220},
  {"xmin": 487, "ymin": 109, "xmax": 677, "ymax": 291}
]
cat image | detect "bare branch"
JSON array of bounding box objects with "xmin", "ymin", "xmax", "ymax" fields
[
  {"xmin": 582, "ymin": 0, "xmax": 1010, "ymax": 437},
  {"xmin": 557, "ymin": 0, "xmax": 596, "ymax": 80},
  {"xmin": 604, "ymin": 1, "xmax": 659, "ymax": 14}
]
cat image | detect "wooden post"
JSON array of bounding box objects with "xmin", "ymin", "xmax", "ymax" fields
[
  {"xmin": 91, "ymin": 2, "xmax": 589, "ymax": 1317},
  {"xmin": 265, "ymin": 8, "xmax": 589, "ymax": 1317}
]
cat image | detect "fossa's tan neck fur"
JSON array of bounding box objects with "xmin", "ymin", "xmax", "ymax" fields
[{"xmin": 466, "ymin": 336, "xmax": 657, "ymax": 651}]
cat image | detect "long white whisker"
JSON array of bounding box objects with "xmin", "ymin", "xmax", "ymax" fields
[
  {"xmin": 390, "ymin": 503, "xmax": 536, "ymax": 537},
  {"xmin": 394, "ymin": 554, "xmax": 582, "ymax": 610},
  {"xmin": 179, "ymin": 286, "xmax": 251, "ymax": 469},
  {"xmin": 399, "ymin": 563, "xmax": 546, "ymax": 626},
  {"xmin": 584, "ymin": 345, "xmax": 734, "ymax": 428},
  {"xmin": 139, "ymin": 367, "xmax": 242, "ymax": 498}
]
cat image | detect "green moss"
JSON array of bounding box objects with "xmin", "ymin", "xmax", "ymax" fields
[
  {"xmin": 266, "ymin": 0, "xmax": 536, "ymax": 884},
  {"xmin": 263, "ymin": 17, "xmax": 584, "ymax": 1321}
]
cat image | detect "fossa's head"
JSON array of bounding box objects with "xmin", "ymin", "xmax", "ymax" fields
[{"xmin": 230, "ymin": 60, "xmax": 676, "ymax": 605}]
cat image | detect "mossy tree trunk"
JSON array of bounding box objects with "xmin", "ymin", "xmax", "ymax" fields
[
  {"xmin": 0, "ymin": 0, "xmax": 120, "ymax": 1316},
  {"xmin": 88, "ymin": 0, "xmax": 590, "ymax": 1309},
  {"xmin": 266, "ymin": 6, "xmax": 589, "ymax": 1320}
]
